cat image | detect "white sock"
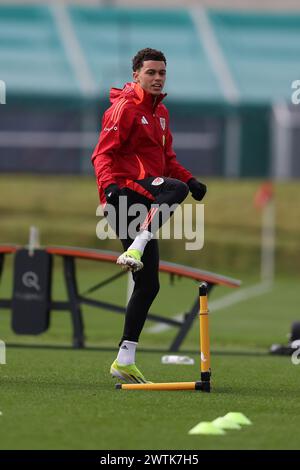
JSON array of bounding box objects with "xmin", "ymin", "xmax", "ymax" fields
[
  {"xmin": 117, "ymin": 340, "xmax": 138, "ymax": 365},
  {"xmin": 128, "ymin": 230, "xmax": 153, "ymax": 254}
]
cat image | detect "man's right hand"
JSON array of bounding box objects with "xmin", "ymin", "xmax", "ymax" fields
[{"xmin": 104, "ymin": 183, "xmax": 122, "ymax": 204}]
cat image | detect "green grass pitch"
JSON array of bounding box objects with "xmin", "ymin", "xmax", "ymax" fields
[
  {"xmin": 0, "ymin": 175, "xmax": 299, "ymax": 449},
  {"xmin": 0, "ymin": 262, "xmax": 300, "ymax": 450}
]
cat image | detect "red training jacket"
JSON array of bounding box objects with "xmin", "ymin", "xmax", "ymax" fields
[{"xmin": 91, "ymin": 82, "xmax": 193, "ymax": 204}]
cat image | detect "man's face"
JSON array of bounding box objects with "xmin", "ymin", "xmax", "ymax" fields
[{"xmin": 133, "ymin": 60, "xmax": 166, "ymax": 96}]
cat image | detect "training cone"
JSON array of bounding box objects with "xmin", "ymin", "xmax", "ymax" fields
[
  {"xmin": 223, "ymin": 412, "xmax": 252, "ymax": 425},
  {"xmin": 212, "ymin": 417, "xmax": 241, "ymax": 430},
  {"xmin": 188, "ymin": 422, "xmax": 226, "ymax": 436}
]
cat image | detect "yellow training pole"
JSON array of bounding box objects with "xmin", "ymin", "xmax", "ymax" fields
[
  {"xmin": 199, "ymin": 282, "xmax": 211, "ymax": 391},
  {"xmin": 115, "ymin": 282, "xmax": 211, "ymax": 392},
  {"xmin": 116, "ymin": 382, "xmax": 201, "ymax": 391}
]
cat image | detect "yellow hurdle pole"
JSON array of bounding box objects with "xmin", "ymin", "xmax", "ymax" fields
[
  {"xmin": 115, "ymin": 284, "xmax": 211, "ymax": 392},
  {"xmin": 116, "ymin": 382, "xmax": 202, "ymax": 391},
  {"xmin": 199, "ymin": 282, "xmax": 211, "ymax": 389}
]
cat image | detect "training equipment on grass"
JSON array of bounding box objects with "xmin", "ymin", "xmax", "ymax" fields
[
  {"xmin": 161, "ymin": 355, "xmax": 194, "ymax": 365},
  {"xmin": 188, "ymin": 422, "xmax": 225, "ymax": 436},
  {"xmin": 12, "ymin": 248, "xmax": 52, "ymax": 335},
  {"xmin": 0, "ymin": 240, "xmax": 240, "ymax": 350},
  {"xmin": 212, "ymin": 417, "xmax": 241, "ymax": 430},
  {"xmin": 223, "ymin": 412, "xmax": 252, "ymax": 425},
  {"xmin": 188, "ymin": 412, "xmax": 251, "ymax": 436},
  {"xmin": 115, "ymin": 282, "xmax": 211, "ymax": 392}
]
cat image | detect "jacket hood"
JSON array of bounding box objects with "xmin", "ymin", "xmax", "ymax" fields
[{"xmin": 109, "ymin": 82, "xmax": 167, "ymax": 109}]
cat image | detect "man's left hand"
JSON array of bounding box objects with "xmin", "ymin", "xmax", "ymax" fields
[{"xmin": 187, "ymin": 178, "xmax": 207, "ymax": 201}]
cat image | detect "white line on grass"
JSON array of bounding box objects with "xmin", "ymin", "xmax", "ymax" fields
[
  {"xmin": 147, "ymin": 281, "xmax": 273, "ymax": 334},
  {"xmin": 147, "ymin": 313, "xmax": 185, "ymax": 334}
]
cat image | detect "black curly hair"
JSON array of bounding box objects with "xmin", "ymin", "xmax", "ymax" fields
[{"xmin": 132, "ymin": 48, "xmax": 166, "ymax": 71}]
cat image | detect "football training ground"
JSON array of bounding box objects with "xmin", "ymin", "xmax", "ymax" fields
[
  {"xmin": 0, "ymin": 176, "xmax": 299, "ymax": 450},
  {"xmin": 1, "ymin": 267, "xmax": 300, "ymax": 450}
]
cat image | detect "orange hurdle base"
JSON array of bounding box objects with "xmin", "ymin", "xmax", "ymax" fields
[{"xmin": 116, "ymin": 374, "xmax": 211, "ymax": 392}]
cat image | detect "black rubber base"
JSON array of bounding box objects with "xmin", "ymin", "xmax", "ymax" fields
[
  {"xmin": 115, "ymin": 383, "xmax": 122, "ymax": 389},
  {"xmin": 195, "ymin": 381, "xmax": 211, "ymax": 392}
]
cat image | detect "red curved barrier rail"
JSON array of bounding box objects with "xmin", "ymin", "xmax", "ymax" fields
[
  {"xmin": 45, "ymin": 246, "xmax": 241, "ymax": 288},
  {"xmin": 0, "ymin": 244, "xmax": 241, "ymax": 351}
]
